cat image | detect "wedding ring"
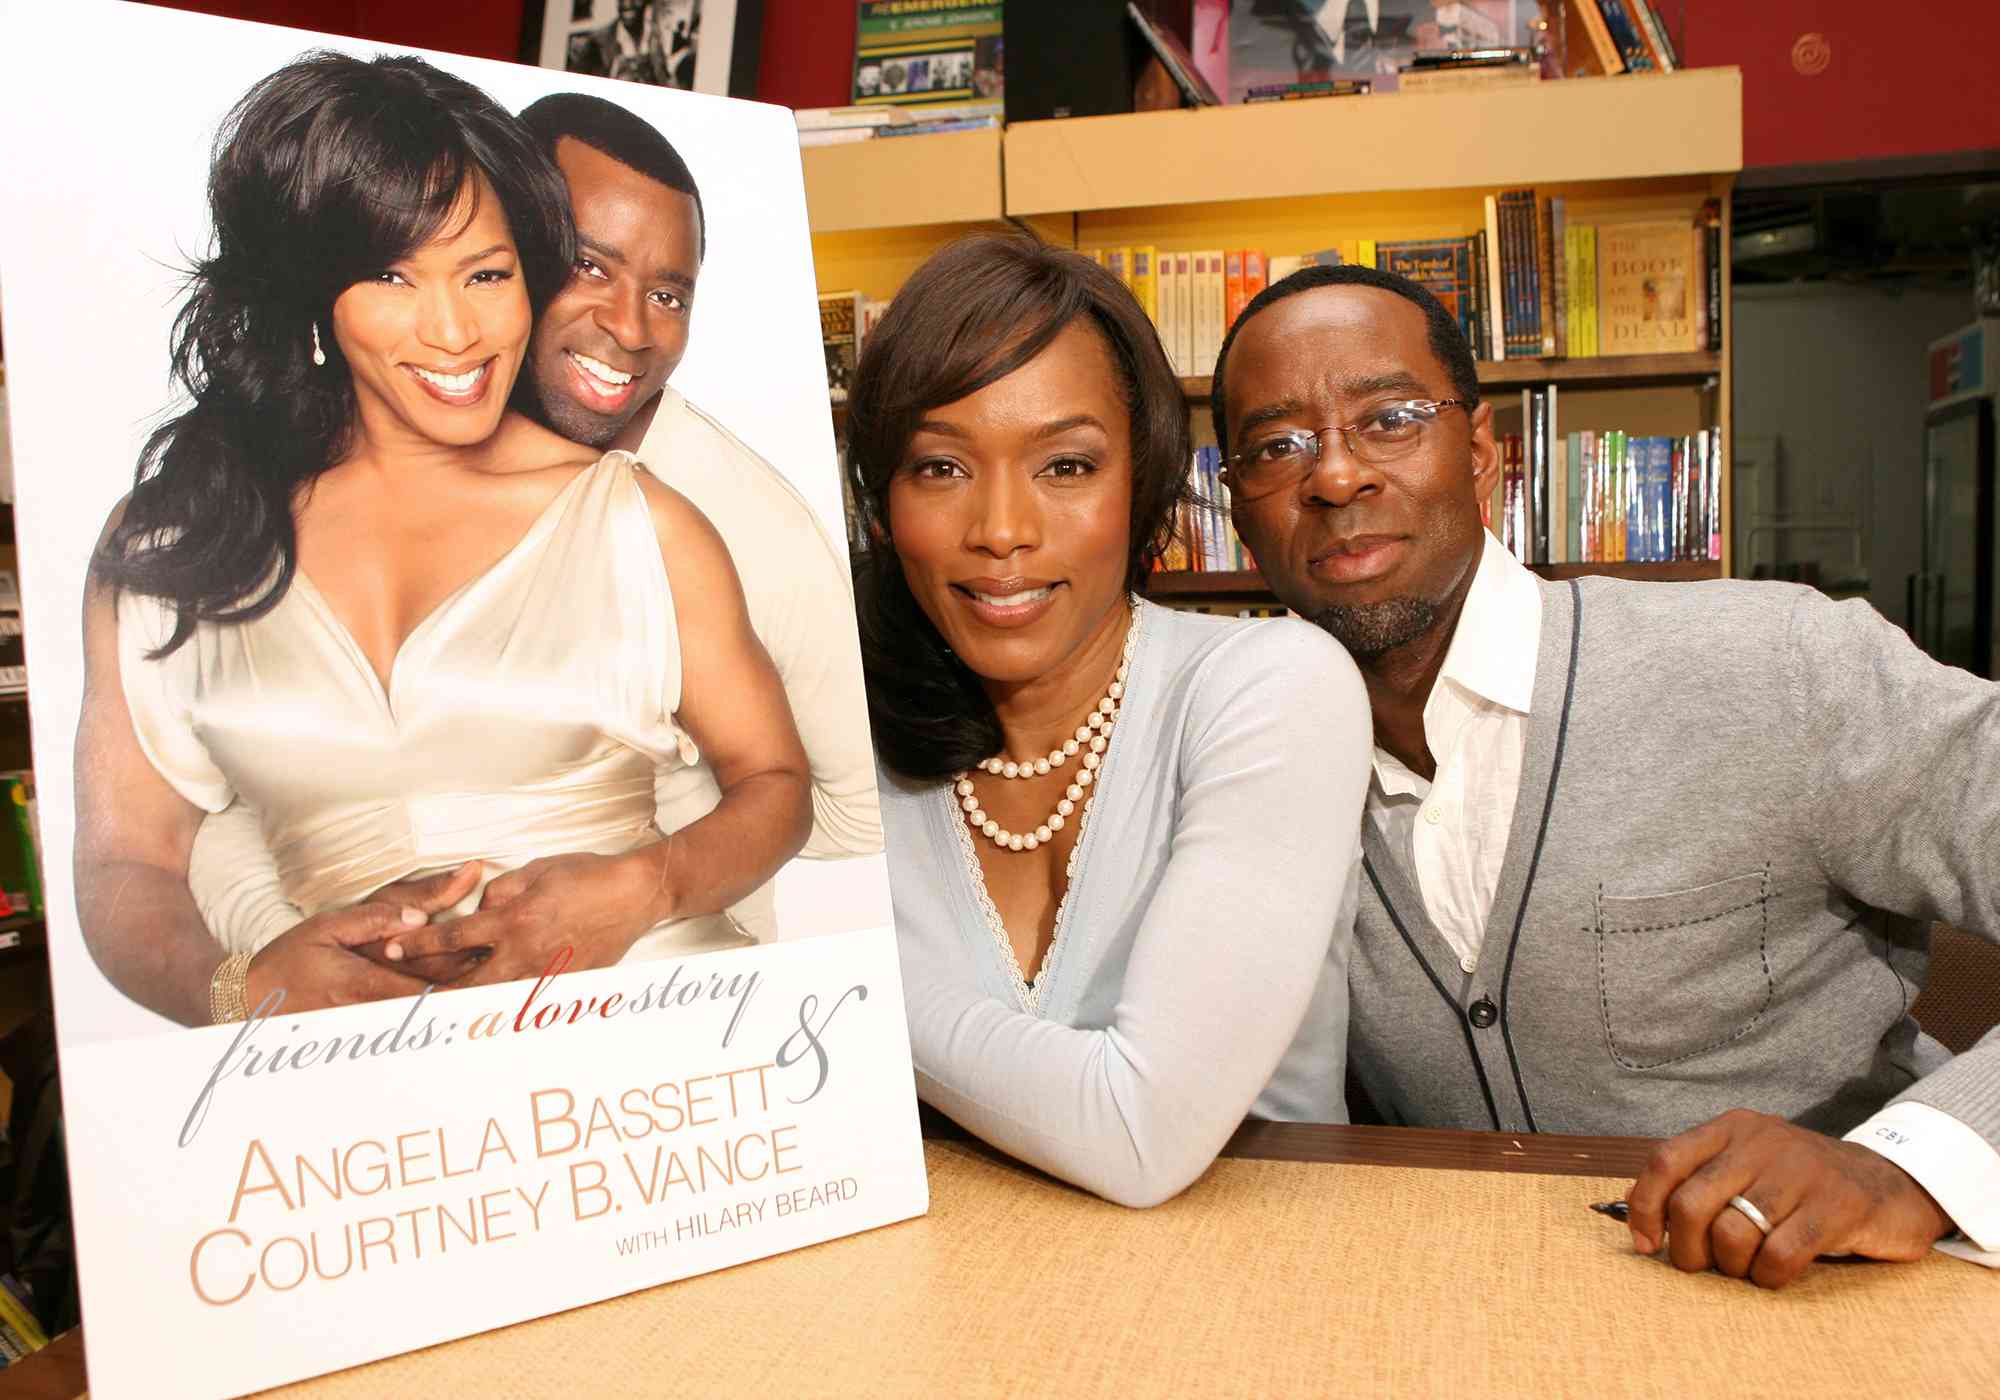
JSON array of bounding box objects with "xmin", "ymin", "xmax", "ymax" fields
[{"xmin": 1725, "ymin": 1194, "xmax": 1774, "ymax": 1235}]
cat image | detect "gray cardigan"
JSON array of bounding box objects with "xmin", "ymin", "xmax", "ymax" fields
[
  {"xmin": 883, "ymin": 602, "xmax": 1371, "ymax": 1206},
  {"xmin": 1353, "ymin": 576, "xmax": 2000, "ymax": 1150}
]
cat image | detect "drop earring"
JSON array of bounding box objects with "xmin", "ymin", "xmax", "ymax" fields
[{"xmin": 311, "ymin": 322, "xmax": 326, "ymax": 367}]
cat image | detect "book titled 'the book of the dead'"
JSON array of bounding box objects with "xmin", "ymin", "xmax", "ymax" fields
[{"xmin": 1597, "ymin": 218, "xmax": 1701, "ymax": 355}]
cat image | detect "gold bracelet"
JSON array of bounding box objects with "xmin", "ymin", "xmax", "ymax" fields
[{"xmin": 209, "ymin": 951, "xmax": 254, "ymax": 1025}]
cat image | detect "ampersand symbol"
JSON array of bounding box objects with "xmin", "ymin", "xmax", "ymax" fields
[{"xmin": 774, "ymin": 984, "xmax": 868, "ymax": 1104}]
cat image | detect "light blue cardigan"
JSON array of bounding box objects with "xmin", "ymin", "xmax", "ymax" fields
[{"xmin": 880, "ymin": 601, "xmax": 1371, "ymax": 1205}]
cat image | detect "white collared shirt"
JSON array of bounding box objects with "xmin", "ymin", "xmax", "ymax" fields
[
  {"xmin": 1367, "ymin": 531, "xmax": 1539, "ymax": 973},
  {"xmin": 1362, "ymin": 531, "xmax": 1997, "ymax": 1256}
]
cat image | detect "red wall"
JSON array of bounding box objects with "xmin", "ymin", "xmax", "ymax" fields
[
  {"xmin": 148, "ymin": 3, "xmax": 2000, "ymax": 171},
  {"xmin": 143, "ymin": 1, "xmax": 523, "ymax": 62},
  {"xmin": 146, "ymin": 0, "xmax": 854, "ymax": 108},
  {"xmin": 755, "ymin": 0, "xmax": 852, "ymax": 110},
  {"xmin": 1681, "ymin": 0, "xmax": 2000, "ymax": 170}
]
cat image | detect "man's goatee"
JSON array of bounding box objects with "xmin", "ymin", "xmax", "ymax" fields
[{"xmin": 1307, "ymin": 597, "xmax": 1439, "ymax": 661}]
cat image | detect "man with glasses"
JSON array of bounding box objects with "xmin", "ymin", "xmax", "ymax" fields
[{"xmin": 1217, "ymin": 263, "xmax": 1999, "ymax": 1287}]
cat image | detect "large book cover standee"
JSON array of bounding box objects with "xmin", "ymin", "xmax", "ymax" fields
[{"xmin": 0, "ymin": 3, "xmax": 926, "ymax": 1393}]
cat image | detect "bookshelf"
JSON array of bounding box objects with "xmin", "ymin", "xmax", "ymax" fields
[{"xmin": 809, "ymin": 70, "xmax": 1744, "ymax": 589}]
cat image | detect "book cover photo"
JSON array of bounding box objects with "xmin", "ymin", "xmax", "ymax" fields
[{"xmin": 0, "ymin": 2, "xmax": 927, "ymax": 1393}]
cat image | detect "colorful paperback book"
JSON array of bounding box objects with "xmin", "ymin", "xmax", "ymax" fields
[{"xmin": 0, "ymin": 4, "xmax": 926, "ymax": 1394}]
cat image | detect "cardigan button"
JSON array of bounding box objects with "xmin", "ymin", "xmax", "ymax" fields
[{"xmin": 1468, "ymin": 997, "xmax": 1499, "ymax": 1029}]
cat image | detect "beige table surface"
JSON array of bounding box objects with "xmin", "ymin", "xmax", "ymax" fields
[{"xmin": 12, "ymin": 1128, "xmax": 1997, "ymax": 1398}]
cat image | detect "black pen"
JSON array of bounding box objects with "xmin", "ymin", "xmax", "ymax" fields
[{"xmin": 1589, "ymin": 1200, "xmax": 1632, "ymax": 1222}]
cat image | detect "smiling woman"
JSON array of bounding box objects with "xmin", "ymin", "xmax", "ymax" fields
[
  {"xmin": 847, "ymin": 234, "xmax": 1376, "ymax": 1207},
  {"xmin": 73, "ymin": 51, "xmax": 811, "ymax": 1028}
]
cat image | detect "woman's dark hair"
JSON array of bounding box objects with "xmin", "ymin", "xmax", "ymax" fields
[
  {"xmin": 846, "ymin": 232, "xmax": 1191, "ymax": 781},
  {"xmin": 96, "ymin": 51, "xmax": 576, "ymax": 655}
]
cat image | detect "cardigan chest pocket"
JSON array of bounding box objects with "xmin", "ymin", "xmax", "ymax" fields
[{"xmin": 1595, "ymin": 869, "xmax": 1773, "ymax": 1070}]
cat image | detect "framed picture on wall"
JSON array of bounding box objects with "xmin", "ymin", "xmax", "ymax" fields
[{"xmin": 521, "ymin": 0, "xmax": 764, "ymax": 98}]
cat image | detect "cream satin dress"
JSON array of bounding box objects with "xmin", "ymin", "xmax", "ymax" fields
[{"xmin": 116, "ymin": 451, "xmax": 730, "ymax": 961}]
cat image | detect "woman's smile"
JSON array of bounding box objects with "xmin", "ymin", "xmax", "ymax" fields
[
  {"xmin": 404, "ymin": 357, "xmax": 498, "ymax": 406},
  {"xmin": 953, "ymin": 577, "xmax": 1064, "ymax": 628}
]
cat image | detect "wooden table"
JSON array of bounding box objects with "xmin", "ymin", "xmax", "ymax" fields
[{"xmin": 5, "ymin": 1123, "xmax": 1993, "ymax": 1398}]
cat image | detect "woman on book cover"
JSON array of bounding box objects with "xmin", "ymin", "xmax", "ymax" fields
[
  {"xmin": 851, "ymin": 235, "xmax": 1372, "ymax": 1206},
  {"xmin": 71, "ymin": 52, "xmax": 810, "ymax": 1028}
]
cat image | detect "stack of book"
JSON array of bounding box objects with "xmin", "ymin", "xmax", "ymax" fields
[
  {"xmin": 1493, "ymin": 388, "xmax": 1721, "ymax": 566},
  {"xmin": 1089, "ymin": 191, "xmax": 1722, "ymax": 370},
  {"xmin": 1396, "ymin": 47, "xmax": 1542, "ymax": 94},
  {"xmin": 796, "ymin": 104, "xmax": 998, "ymax": 147},
  {"xmin": 1157, "ymin": 448, "xmax": 1255, "ymax": 574}
]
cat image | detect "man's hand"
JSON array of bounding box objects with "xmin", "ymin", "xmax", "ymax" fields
[
  {"xmin": 378, "ymin": 850, "xmax": 667, "ymax": 988},
  {"xmin": 245, "ymin": 864, "xmax": 489, "ymax": 1012},
  {"xmin": 1624, "ymin": 1108, "xmax": 1954, "ymax": 1288}
]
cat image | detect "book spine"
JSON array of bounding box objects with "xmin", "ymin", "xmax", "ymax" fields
[
  {"xmin": 1534, "ymin": 388, "xmax": 1551, "ymax": 563},
  {"xmin": 1550, "ymin": 433, "xmax": 1567, "ymax": 564},
  {"xmin": 1132, "ymin": 245, "xmax": 1158, "ymax": 325},
  {"xmin": 1513, "ymin": 192, "xmax": 1541, "ymax": 358},
  {"xmin": 1535, "ymin": 196, "xmax": 1557, "ymax": 358},
  {"xmin": 1106, "ymin": 247, "xmax": 1129, "ymax": 288},
  {"xmin": 1579, "ymin": 225, "xmax": 1600, "ymax": 357},
  {"xmin": 1356, "ymin": 239, "xmax": 1377, "ymax": 270},
  {"xmin": 1628, "ymin": 0, "xmax": 1678, "ymax": 72},
  {"xmin": 1205, "ymin": 449, "xmax": 1228, "ymax": 571},
  {"xmin": 1703, "ymin": 200, "xmax": 1723, "ymax": 352},
  {"xmin": 1715, "ymin": 430, "xmax": 1725, "ymax": 561},
  {"xmin": 1504, "ymin": 194, "xmax": 1528, "ymax": 358},
  {"xmin": 1622, "ymin": 433, "xmax": 1640, "ymax": 563},
  {"xmin": 1453, "ymin": 237, "xmax": 1479, "ymax": 354},
  {"xmin": 1602, "ymin": 432, "xmax": 1617, "ymax": 562},
  {"xmin": 1562, "ymin": 226, "xmax": 1581, "ymax": 358},
  {"xmin": 1573, "ymin": 0, "xmax": 1627, "ymax": 74},
  {"xmin": 1174, "ymin": 252, "xmax": 1192, "ymax": 376},
  {"xmin": 1204, "ymin": 250, "xmax": 1226, "ymax": 373},
  {"xmin": 1483, "ymin": 196, "xmax": 1505, "ymax": 358},
  {"xmin": 1503, "ymin": 433, "xmax": 1524, "ymax": 558},
  {"xmin": 1598, "ymin": 0, "xmax": 1655, "ymax": 71},
  {"xmin": 1567, "ymin": 431, "xmax": 1584, "ymax": 563},
  {"xmin": 1550, "ymin": 197, "xmax": 1569, "ymax": 359},
  {"xmin": 1243, "ymin": 248, "xmax": 1268, "ymax": 305},
  {"xmin": 1223, "ymin": 250, "xmax": 1246, "ymax": 333},
  {"xmin": 1471, "ymin": 230, "xmax": 1492, "ymax": 360}
]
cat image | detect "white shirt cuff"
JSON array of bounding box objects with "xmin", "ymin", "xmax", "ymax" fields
[{"xmin": 1846, "ymin": 1101, "xmax": 2000, "ymax": 1258}]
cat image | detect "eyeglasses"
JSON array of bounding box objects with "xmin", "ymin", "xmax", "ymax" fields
[{"xmin": 1222, "ymin": 399, "xmax": 1471, "ymax": 502}]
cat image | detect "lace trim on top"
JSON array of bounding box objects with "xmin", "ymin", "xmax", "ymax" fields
[{"xmin": 945, "ymin": 597, "xmax": 1143, "ymax": 1018}]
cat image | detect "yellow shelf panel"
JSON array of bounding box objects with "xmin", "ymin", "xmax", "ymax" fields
[
  {"xmin": 803, "ymin": 127, "xmax": 1003, "ymax": 233},
  {"xmin": 1005, "ymin": 69, "xmax": 1742, "ymax": 217}
]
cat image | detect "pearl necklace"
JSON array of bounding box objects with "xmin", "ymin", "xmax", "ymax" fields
[{"xmin": 953, "ymin": 598, "xmax": 1140, "ymax": 854}]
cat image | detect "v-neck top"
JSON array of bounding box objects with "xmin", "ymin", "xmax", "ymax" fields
[
  {"xmin": 879, "ymin": 601, "xmax": 1373, "ymax": 1206},
  {"xmin": 117, "ymin": 451, "xmax": 701, "ymax": 934}
]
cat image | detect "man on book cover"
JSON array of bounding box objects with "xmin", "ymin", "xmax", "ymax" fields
[
  {"xmin": 1214, "ymin": 262, "xmax": 2000, "ymax": 1285},
  {"xmin": 187, "ymin": 89, "xmax": 883, "ymax": 972}
]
